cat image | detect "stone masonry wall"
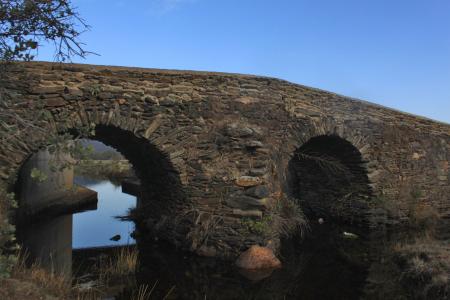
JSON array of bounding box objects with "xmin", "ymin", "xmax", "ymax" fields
[{"xmin": 0, "ymin": 62, "xmax": 449, "ymax": 258}]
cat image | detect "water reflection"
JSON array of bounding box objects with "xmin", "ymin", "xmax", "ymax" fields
[
  {"xmin": 73, "ymin": 177, "xmax": 136, "ymax": 248},
  {"xmin": 17, "ymin": 177, "xmax": 382, "ymax": 299},
  {"xmin": 17, "ymin": 177, "xmax": 136, "ymax": 276},
  {"xmin": 132, "ymin": 223, "xmax": 372, "ymax": 300}
]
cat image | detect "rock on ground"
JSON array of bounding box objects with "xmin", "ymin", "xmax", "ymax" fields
[{"xmin": 235, "ymin": 245, "xmax": 282, "ymax": 270}]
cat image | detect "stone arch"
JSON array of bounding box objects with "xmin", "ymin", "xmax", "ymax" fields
[
  {"xmin": 287, "ymin": 134, "xmax": 372, "ymax": 226},
  {"xmin": 286, "ymin": 118, "xmax": 373, "ymax": 157},
  {"xmin": 79, "ymin": 124, "xmax": 186, "ymax": 215},
  {"xmin": 3, "ymin": 112, "xmax": 192, "ymax": 248}
]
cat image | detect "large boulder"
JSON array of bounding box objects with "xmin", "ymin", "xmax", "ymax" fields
[{"xmin": 235, "ymin": 245, "xmax": 282, "ymax": 270}]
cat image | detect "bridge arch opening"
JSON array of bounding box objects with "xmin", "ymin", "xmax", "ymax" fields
[
  {"xmin": 15, "ymin": 124, "xmax": 184, "ymax": 219},
  {"xmin": 11, "ymin": 125, "xmax": 188, "ymax": 255},
  {"xmin": 13, "ymin": 124, "xmax": 185, "ymax": 274},
  {"xmin": 88, "ymin": 125, "xmax": 185, "ymax": 214},
  {"xmin": 287, "ymin": 135, "xmax": 371, "ymax": 225}
]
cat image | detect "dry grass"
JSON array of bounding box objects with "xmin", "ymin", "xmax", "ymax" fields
[
  {"xmin": 98, "ymin": 247, "xmax": 138, "ymax": 281},
  {"xmin": 4, "ymin": 247, "xmax": 139, "ymax": 299},
  {"xmin": 128, "ymin": 281, "xmax": 174, "ymax": 300},
  {"xmin": 407, "ymin": 201, "xmax": 441, "ymax": 231},
  {"xmin": 72, "ymin": 289, "xmax": 103, "ymax": 300},
  {"xmin": 393, "ymin": 236, "xmax": 450, "ymax": 299},
  {"xmin": 364, "ymin": 234, "xmax": 450, "ymax": 299},
  {"xmin": 28, "ymin": 267, "xmax": 71, "ymax": 293},
  {"xmin": 131, "ymin": 284, "xmax": 154, "ymax": 300},
  {"xmin": 271, "ymin": 195, "xmax": 309, "ymax": 239},
  {"xmin": 7, "ymin": 252, "xmax": 72, "ymax": 299}
]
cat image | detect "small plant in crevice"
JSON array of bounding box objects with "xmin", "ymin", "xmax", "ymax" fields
[
  {"xmin": 273, "ymin": 196, "xmax": 309, "ymax": 239},
  {"xmin": 239, "ymin": 196, "xmax": 308, "ymax": 239},
  {"xmin": 241, "ymin": 215, "xmax": 273, "ymax": 235},
  {"xmin": 29, "ymin": 168, "xmax": 48, "ymax": 183},
  {"xmin": 88, "ymin": 84, "xmax": 102, "ymax": 97}
]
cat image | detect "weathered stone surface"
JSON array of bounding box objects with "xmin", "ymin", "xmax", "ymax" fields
[
  {"xmin": 191, "ymin": 126, "xmax": 203, "ymax": 134},
  {"xmin": 235, "ymin": 245, "xmax": 282, "ymax": 270},
  {"xmin": 225, "ymin": 124, "xmax": 254, "ymax": 137},
  {"xmin": 0, "ymin": 61, "xmax": 449, "ymax": 261},
  {"xmin": 64, "ymin": 86, "xmax": 83, "ymax": 96},
  {"xmin": 226, "ymin": 194, "xmax": 268, "ymax": 209},
  {"xmin": 245, "ymin": 140, "xmax": 264, "ymax": 149},
  {"xmin": 159, "ymin": 97, "xmax": 178, "ymax": 106},
  {"xmin": 30, "ymin": 85, "xmax": 65, "ymax": 94},
  {"xmin": 245, "ymin": 185, "xmax": 270, "ymax": 199},
  {"xmin": 236, "ymin": 176, "xmax": 262, "ymax": 187},
  {"xmin": 235, "ymin": 96, "xmax": 259, "ymax": 105},
  {"xmin": 248, "ymin": 168, "xmax": 267, "ymax": 176},
  {"xmin": 44, "ymin": 97, "xmax": 66, "ymax": 107}
]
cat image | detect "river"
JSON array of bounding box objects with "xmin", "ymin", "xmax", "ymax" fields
[{"xmin": 16, "ymin": 176, "xmax": 395, "ymax": 299}]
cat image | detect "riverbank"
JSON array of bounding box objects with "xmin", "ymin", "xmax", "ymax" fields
[
  {"xmin": 3, "ymin": 167, "xmax": 450, "ymax": 299},
  {"xmin": 393, "ymin": 236, "xmax": 449, "ymax": 299},
  {"xmin": 3, "ymin": 222, "xmax": 450, "ymax": 299},
  {"xmin": 74, "ymin": 160, "xmax": 133, "ymax": 185},
  {"xmin": 363, "ymin": 233, "xmax": 450, "ymax": 300},
  {"xmin": 0, "ymin": 245, "xmax": 149, "ymax": 300}
]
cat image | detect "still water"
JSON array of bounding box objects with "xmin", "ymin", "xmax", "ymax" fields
[
  {"xmin": 18, "ymin": 177, "xmax": 382, "ymax": 299},
  {"xmin": 16, "ymin": 176, "xmax": 136, "ymax": 277},
  {"xmin": 130, "ymin": 225, "xmax": 373, "ymax": 300},
  {"xmin": 73, "ymin": 177, "xmax": 136, "ymax": 248}
]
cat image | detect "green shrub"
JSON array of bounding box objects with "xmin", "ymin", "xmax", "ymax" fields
[
  {"xmin": 0, "ymin": 189, "xmax": 18, "ymax": 278},
  {"xmin": 242, "ymin": 215, "xmax": 272, "ymax": 235}
]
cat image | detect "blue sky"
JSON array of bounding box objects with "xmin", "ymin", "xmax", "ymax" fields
[{"xmin": 37, "ymin": 0, "xmax": 450, "ymax": 123}]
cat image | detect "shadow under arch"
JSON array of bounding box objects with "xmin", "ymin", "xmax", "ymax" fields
[
  {"xmin": 287, "ymin": 134, "xmax": 372, "ymax": 226},
  {"xmin": 88, "ymin": 124, "xmax": 186, "ymax": 216}
]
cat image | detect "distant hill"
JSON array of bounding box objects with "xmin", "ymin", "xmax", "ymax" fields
[{"xmin": 79, "ymin": 139, "xmax": 124, "ymax": 160}]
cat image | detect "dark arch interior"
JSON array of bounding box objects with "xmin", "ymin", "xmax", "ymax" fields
[
  {"xmin": 288, "ymin": 135, "xmax": 371, "ymax": 225},
  {"xmin": 91, "ymin": 125, "xmax": 185, "ymax": 214}
]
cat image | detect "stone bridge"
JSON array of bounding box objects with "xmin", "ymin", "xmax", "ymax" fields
[{"xmin": 1, "ymin": 62, "xmax": 449, "ymax": 259}]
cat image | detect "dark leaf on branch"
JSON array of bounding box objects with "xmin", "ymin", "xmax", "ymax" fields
[{"xmin": 0, "ymin": 0, "xmax": 94, "ymax": 62}]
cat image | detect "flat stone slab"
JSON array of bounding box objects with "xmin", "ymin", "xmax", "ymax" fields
[{"xmin": 17, "ymin": 186, "xmax": 98, "ymax": 222}]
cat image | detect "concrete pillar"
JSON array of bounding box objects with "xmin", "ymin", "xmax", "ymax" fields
[
  {"xmin": 17, "ymin": 214, "xmax": 73, "ymax": 277},
  {"xmin": 18, "ymin": 147, "xmax": 74, "ymax": 212}
]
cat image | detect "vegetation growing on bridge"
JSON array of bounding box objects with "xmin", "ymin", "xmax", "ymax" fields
[
  {"xmin": 0, "ymin": 189, "xmax": 17, "ymax": 278},
  {"xmin": 1, "ymin": 0, "xmax": 92, "ymax": 277}
]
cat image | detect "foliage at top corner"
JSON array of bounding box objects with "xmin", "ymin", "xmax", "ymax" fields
[{"xmin": 0, "ymin": 0, "xmax": 92, "ymax": 62}]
